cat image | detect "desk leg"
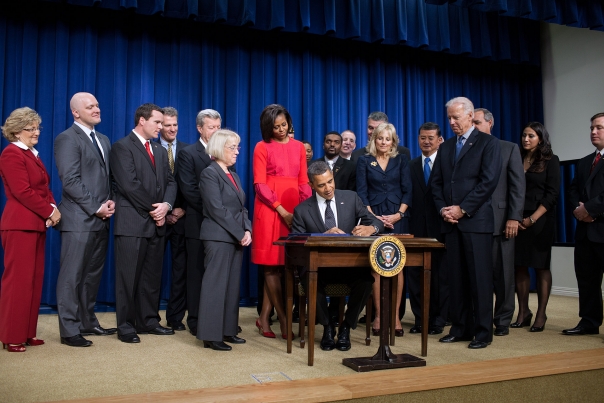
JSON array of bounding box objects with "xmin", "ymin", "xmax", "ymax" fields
[
  {"xmin": 390, "ymin": 274, "xmax": 397, "ymax": 346},
  {"xmin": 421, "ymin": 251, "xmax": 431, "ymax": 357},
  {"xmin": 286, "ymin": 263, "xmax": 294, "ymax": 354},
  {"xmin": 307, "ymin": 251, "xmax": 318, "ymax": 366}
]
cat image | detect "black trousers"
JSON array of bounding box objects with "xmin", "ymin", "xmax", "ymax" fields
[
  {"xmin": 164, "ymin": 228, "xmax": 187, "ymax": 324},
  {"xmin": 185, "ymin": 237, "xmax": 205, "ymax": 329},
  {"xmin": 574, "ymin": 238, "xmax": 604, "ymax": 328}
]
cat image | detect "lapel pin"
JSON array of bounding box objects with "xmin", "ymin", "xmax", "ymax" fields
[{"xmin": 370, "ymin": 161, "xmax": 377, "ymax": 166}]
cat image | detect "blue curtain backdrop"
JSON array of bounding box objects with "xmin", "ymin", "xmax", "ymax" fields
[{"xmin": 0, "ymin": 1, "xmax": 544, "ymax": 309}]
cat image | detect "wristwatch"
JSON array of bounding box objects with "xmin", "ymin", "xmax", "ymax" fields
[
  {"xmin": 460, "ymin": 208, "xmax": 467, "ymax": 216},
  {"xmin": 372, "ymin": 225, "xmax": 380, "ymax": 235},
  {"xmin": 398, "ymin": 211, "xmax": 405, "ymax": 219}
]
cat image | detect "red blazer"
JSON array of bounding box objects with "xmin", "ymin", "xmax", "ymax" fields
[{"xmin": 0, "ymin": 144, "xmax": 56, "ymax": 232}]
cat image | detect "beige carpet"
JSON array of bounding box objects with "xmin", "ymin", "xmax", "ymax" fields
[{"xmin": 1, "ymin": 294, "xmax": 602, "ymax": 403}]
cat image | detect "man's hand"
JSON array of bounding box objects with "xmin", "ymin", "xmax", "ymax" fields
[
  {"xmin": 150, "ymin": 202, "xmax": 170, "ymax": 221},
  {"xmin": 352, "ymin": 225, "xmax": 375, "ymax": 236},
  {"xmin": 165, "ymin": 207, "xmax": 185, "ymax": 225},
  {"xmin": 441, "ymin": 205, "xmax": 462, "ymax": 224},
  {"xmin": 240, "ymin": 231, "xmax": 252, "ymax": 246},
  {"xmin": 155, "ymin": 217, "xmax": 165, "ymax": 227},
  {"xmin": 504, "ymin": 219, "xmax": 519, "ymax": 238},
  {"xmin": 573, "ymin": 202, "xmax": 595, "ymax": 222},
  {"xmin": 324, "ymin": 227, "xmax": 346, "ymax": 234},
  {"xmin": 95, "ymin": 200, "xmax": 116, "ymax": 220},
  {"xmin": 166, "ymin": 214, "xmax": 177, "ymax": 225}
]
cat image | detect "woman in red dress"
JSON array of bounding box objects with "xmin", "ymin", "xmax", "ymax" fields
[{"xmin": 252, "ymin": 104, "xmax": 311, "ymax": 338}]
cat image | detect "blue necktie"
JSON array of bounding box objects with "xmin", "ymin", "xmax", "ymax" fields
[
  {"xmin": 455, "ymin": 136, "xmax": 465, "ymax": 161},
  {"xmin": 423, "ymin": 157, "xmax": 431, "ymax": 185}
]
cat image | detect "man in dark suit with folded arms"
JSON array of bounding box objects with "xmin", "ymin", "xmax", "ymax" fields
[
  {"xmin": 291, "ymin": 161, "xmax": 382, "ymax": 351},
  {"xmin": 110, "ymin": 103, "xmax": 177, "ymax": 343},
  {"xmin": 564, "ymin": 112, "xmax": 604, "ymax": 336},
  {"xmin": 431, "ymin": 97, "xmax": 501, "ymax": 349},
  {"xmin": 54, "ymin": 92, "xmax": 116, "ymax": 347}
]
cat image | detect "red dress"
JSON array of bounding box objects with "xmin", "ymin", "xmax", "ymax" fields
[{"xmin": 251, "ymin": 139, "xmax": 311, "ymax": 265}]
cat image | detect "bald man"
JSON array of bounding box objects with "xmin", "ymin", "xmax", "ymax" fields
[{"xmin": 54, "ymin": 92, "xmax": 116, "ymax": 347}]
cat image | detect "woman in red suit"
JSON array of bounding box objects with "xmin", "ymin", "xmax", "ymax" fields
[
  {"xmin": 252, "ymin": 104, "xmax": 311, "ymax": 338},
  {"xmin": 0, "ymin": 107, "xmax": 61, "ymax": 352}
]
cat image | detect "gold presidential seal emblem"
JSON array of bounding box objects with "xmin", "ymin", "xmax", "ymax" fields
[{"xmin": 369, "ymin": 236, "xmax": 406, "ymax": 277}]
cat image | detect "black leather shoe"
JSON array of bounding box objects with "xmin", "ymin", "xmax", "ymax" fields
[
  {"xmin": 203, "ymin": 341, "xmax": 232, "ymax": 351},
  {"xmin": 358, "ymin": 315, "xmax": 367, "ymax": 324},
  {"xmin": 189, "ymin": 327, "xmax": 197, "ymax": 336},
  {"xmin": 428, "ymin": 326, "xmax": 444, "ymax": 335},
  {"xmin": 167, "ymin": 321, "xmax": 186, "ymax": 331},
  {"xmin": 439, "ymin": 334, "xmax": 472, "ymax": 343},
  {"xmin": 140, "ymin": 326, "xmax": 175, "ymax": 335},
  {"xmin": 494, "ymin": 326, "xmax": 509, "ymax": 336},
  {"xmin": 562, "ymin": 325, "xmax": 599, "ymax": 335},
  {"xmin": 510, "ymin": 312, "xmax": 533, "ymax": 328},
  {"xmin": 223, "ymin": 335, "xmax": 246, "ymax": 344},
  {"xmin": 81, "ymin": 326, "xmax": 117, "ymax": 336},
  {"xmin": 320, "ymin": 325, "xmax": 336, "ymax": 351},
  {"xmin": 61, "ymin": 334, "xmax": 93, "ymax": 347},
  {"xmin": 335, "ymin": 323, "xmax": 351, "ymax": 351},
  {"xmin": 468, "ymin": 340, "xmax": 490, "ymax": 349},
  {"xmin": 409, "ymin": 325, "xmax": 421, "ymax": 334},
  {"xmin": 118, "ymin": 333, "xmax": 140, "ymax": 343}
]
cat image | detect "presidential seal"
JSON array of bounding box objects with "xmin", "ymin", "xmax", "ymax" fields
[{"xmin": 369, "ymin": 236, "xmax": 406, "ymax": 277}]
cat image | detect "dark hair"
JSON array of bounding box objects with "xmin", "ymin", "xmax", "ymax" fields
[
  {"xmin": 368, "ymin": 111, "xmax": 388, "ymax": 123},
  {"xmin": 134, "ymin": 103, "xmax": 163, "ymax": 127},
  {"xmin": 302, "ymin": 140, "xmax": 312, "ymax": 147},
  {"xmin": 323, "ymin": 131, "xmax": 341, "ymax": 142},
  {"xmin": 307, "ymin": 161, "xmax": 330, "ymax": 183},
  {"xmin": 590, "ymin": 112, "xmax": 604, "ymax": 122},
  {"xmin": 260, "ymin": 104, "xmax": 293, "ymax": 143},
  {"xmin": 418, "ymin": 122, "xmax": 441, "ymax": 137},
  {"xmin": 520, "ymin": 122, "xmax": 553, "ymax": 173}
]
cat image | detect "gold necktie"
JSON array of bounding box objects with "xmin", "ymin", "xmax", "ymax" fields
[{"xmin": 168, "ymin": 143, "xmax": 174, "ymax": 173}]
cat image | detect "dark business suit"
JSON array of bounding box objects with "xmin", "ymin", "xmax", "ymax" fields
[
  {"xmin": 110, "ymin": 132, "xmax": 177, "ymax": 336},
  {"xmin": 431, "ymin": 128, "xmax": 501, "ymax": 343},
  {"xmin": 491, "ymin": 140, "xmax": 525, "ymax": 328},
  {"xmin": 312, "ymin": 157, "xmax": 356, "ymax": 191},
  {"xmin": 569, "ymin": 150, "xmax": 604, "ymax": 329},
  {"xmin": 407, "ymin": 153, "xmax": 448, "ymax": 329},
  {"xmin": 157, "ymin": 139, "xmax": 190, "ymax": 325},
  {"xmin": 176, "ymin": 139, "xmax": 212, "ymax": 331},
  {"xmin": 351, "ymin": 145, "xmax": 411, "ymax": 164},
  {"xmin": 196, "ymin": 162, "xmax": 251, "ymax": 341},
  {"xmin": 54, "ymin": 124, "xmax": 112, "ymax": 338},
  {"xmin": 291, "ymin": 189, "xmax": 382, "ymax": 329}
]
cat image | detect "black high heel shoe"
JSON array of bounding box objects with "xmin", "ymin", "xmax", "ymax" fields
[
  {"xmin": 510, "ymin": 311, "xmax": 533, "ymax": 328},
  {"xmin": 530, "ymin": 316, "xmax": 547, "ymax": 332}
]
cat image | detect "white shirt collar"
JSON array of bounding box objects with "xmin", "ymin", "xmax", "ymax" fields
[
  {"xmin": 132, "ymin": 130, "xmax": 150, "ymax": 146},
  {"xmin": 12, "ymin": 141, "xmax": 39, "ymax": 158},
  {"xmin": 199, "ymin": 138, "xmax": 208, "ymax": 148},
  {"xmin": 74, "ymin": 121, "xmax": 94, "ymax": 135},
  {"xmin": 422, "ymin": 150, "xmax": 437, "ymax": 165}
]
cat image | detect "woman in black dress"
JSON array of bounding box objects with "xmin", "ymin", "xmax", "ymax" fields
[{"xmin": 512, "ymin": 122, "xmax": 560, "ymax": 332}]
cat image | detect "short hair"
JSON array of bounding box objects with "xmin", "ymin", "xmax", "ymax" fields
[
  {"xmin": 323, "ymin": 131, "xmax": 342, "ymax": 142},
  {"xmin": 2, "ymin": 107, "xmax": 41, "ymax": 142},
  {"xmin": 520, "ymin": 122, "xmax": 553, "ymax": 174},
  {"xmin": 259, "ymin": 104, "xmax": 293, "ymax": 143},
  {"xmin": 307, "ymin": 160, "xmax": 330, "ymax": 183},
  {"xmin": 445, "ymin": 97, "xmax": 474, "ymax": 116},
  {"xmin": 367, "ymin": 111, "xmax": 388, "ymax": 123},
  {"xmin": 418, "ymin": 122, "xmax": 441, "ymax": 137},
  {"xmin": 366, "ymin": 123, "xmax": 399, "ymax": 158},
  {"xmin": 302, "ymin": 140, "xmax": 312, "ymax": 147},
  {"xmin": 590, "ymin": 112, "xmax": 604, "ymax": 122},
  {"xmin": 341, "ymin": 129, "xmax": 355, "ymax": 137},
  {"xmin": 134, "ymin": 103, "xmax": 163, "ymax": 127},
  {"xmin": 205, "ymin": 129, "xmax": 241, "ymax": 162},
  {"xmin": 474, "ymin": 108, "xmax": 493, "ymax": 123},
  {"xmin": 162, "ymin": 106, "xmax": 178, "ymax": 118},
  {"xmin": 196, "ymin": 109, "xmax": 221, "ymax": 127}
]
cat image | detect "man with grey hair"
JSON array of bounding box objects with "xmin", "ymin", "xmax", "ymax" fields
[
  {"xmin": 177, "ymin": 108, "xmax": 222, "ymax": 335},
  {"xmin": 350, "ymin": 112, "xmax": 411, "ymax": 163},
  {"xmin": 431, "ymin": 96, "xmax": 501, "ymax": 349},
  {"xmin": 340, "ymin": 130, "xmax": 356, "ymax": 160},
  {"xmin": 158, "ymin": 107, "xmax": 190, "ymax": 331},
  {"xmin": 472, "ymin": 108, "xmax": 525, "ymax": 337}
]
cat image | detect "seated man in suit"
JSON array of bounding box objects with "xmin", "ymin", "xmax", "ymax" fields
[{"xmin": 292, "ymin": 161, "xmax": 383, "ymax": 351}]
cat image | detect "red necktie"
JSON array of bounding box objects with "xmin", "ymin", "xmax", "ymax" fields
[
  {"xmin": 591, "ymin": 152, "xmax": 601, "ymax": 174},
  {"xmin": 145, "ymin": 141, "xmax": 155, "ymax": 167}
]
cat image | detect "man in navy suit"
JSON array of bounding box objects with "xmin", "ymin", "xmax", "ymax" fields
[
  {"xmin": 351, "ymin": 112, "xmax": 411, "ymax": 163},
  {"xmin": 407, "ymin": 122, "xmax": 448, "ymax": 335},
  {"xmin": 158, "ymin": 107, "xmax": 189, "ymax": 331},
  {"xmin": 431, "ymin": 97, "xmax": 501, "ymax": 349},
  {"xmin": 563, "ymin": 112, "xmax": 604, "ymax": 336}
]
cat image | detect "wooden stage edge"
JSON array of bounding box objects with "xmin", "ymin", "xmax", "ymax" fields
[{"xmin": 56, "ymin": 348, "xmax": 604, "ymax": 403}]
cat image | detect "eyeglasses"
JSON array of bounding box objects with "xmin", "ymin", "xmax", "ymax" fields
[
  {"xmin": 225, "ymin": 145, "xmax": 241, "ymax": 152},
  {"xmin": 23, "ymin": 126, "xmax": 42, "ymax": 133}
]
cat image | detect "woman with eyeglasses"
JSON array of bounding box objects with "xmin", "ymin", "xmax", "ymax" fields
[
  {"xmin": 196, "ymin": 129, "xmax": 251, "ymax": 351},
  {"xmin": 0, "ymin": 107, "xmax": 61, "ymax": 352}
]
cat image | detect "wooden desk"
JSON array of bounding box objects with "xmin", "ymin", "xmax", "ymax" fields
[{"xmin": 275, "ymin": 236, "xmax": 444, "ymax": 366}]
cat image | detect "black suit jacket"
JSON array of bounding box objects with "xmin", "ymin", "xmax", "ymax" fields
[
  {"xmin": 110, "ymin": 132, "xmax": 177, "ymax": 237},
  {"xmin": 569, "ymin": 151, "xmax": 604, "ymax": 243},
  {"xmin": 155, "ymin": 139, "xmax": 190, "ymax": 235},
  {"xmin": 292, "ymin": 189, "xmax": 383, "ymax": 234},
  {"xmin": 312, "ymin": 156, "xmax": 356, "ymax": 191},
  {"xmin": 409, "ymin": 155, "xmax": 441, "ymax": 240},
  {"xmin": 351, "ymin": 145, "xmax": 411, "ymax": 164},
  {"xmin": 491, "ymin": 140, "xmax": 525, "ymax": 235},
  {"xmin": 431, "ymin": 128, "xmax": 501, "ymax": 234}
]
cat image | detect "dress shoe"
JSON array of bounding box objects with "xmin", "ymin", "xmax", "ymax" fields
[
  {"xmin": 140, "ymin": 326, "xmax": 175, "ymax": 335},
  {"xmin": 166, "ymin": 322, "xmax": 186, "ymax": 331},
  {"xmin": 530, "ymin": 316, "xmax": 547, "ymax": 332},
  {"xmin": 335, "ymin": 323, "xmax": 351, "ymax": 351},
  {"xmin": 189, "ymin": 327, "xmax": 197, "ymax": 336},
  {"xmin": 256, "ymin": 319, "xmax": 276, "ymax": 338},
  {"xmin": 118, "ymin": 333, "xmax": 140, "ymax": 343},
  {"xmin": 81, "ymin": 326, "xmax": 117, "ymax": 336},
  {"xmin": 3, "ymin": 343, "xmax": 26, "ymax": 352},
  {"xmin": 61, "ymin": 334, "xmax": 93, "ymax": 347},
  {"xmin": 395, "ymin": 328, "xmax": 404, "ymax": 337},
  {"xmin": 409, "ymin": 325, "xmax": 421, "ymax": 334},
  {"xmin": 320, "ymin": 324, "xmax": 336, "ymax": 351},
  {"xmin": 562, "ymin": 324, "xmax": 599, "ymax": 336},
  {"xmin": 468, "ymin": 340, "xmax": 490, "ymax": 349},
  {"xmin": 358, "ymin": 315, "xmax": 367, "ymax": 324},
  {"xmin": 25, "ymin": 337, "xmax": 45, "ymax": 346},
  {"xmin": 494, "ymin": 326, "xmax": 509, "ymax": 336},
  {"xmin": 439, "ymin": 334, "xmax": 472, "ymax": 343},
  {"xmin": 428, "ymin": 326, "xmax": 444, "ymax": 335},
  {"xmin": 510, "ymin": 311, "xmax": 533, "ymax": 328},
  {"xmin": 203, "ymin": 341, "xmax": 232, "ymax": 351},
  {"xmin": 223, "ymin": 335, "xmax": 246, "ymax": 344}
]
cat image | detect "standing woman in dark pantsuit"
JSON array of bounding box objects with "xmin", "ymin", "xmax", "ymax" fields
[
  {"xmin": 197, "ymin": 130, "xmax": 252, "ymax": 351},
  {"xmin": 513, "ymin": 122, "xmax": 560, "ymax": 332}
]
